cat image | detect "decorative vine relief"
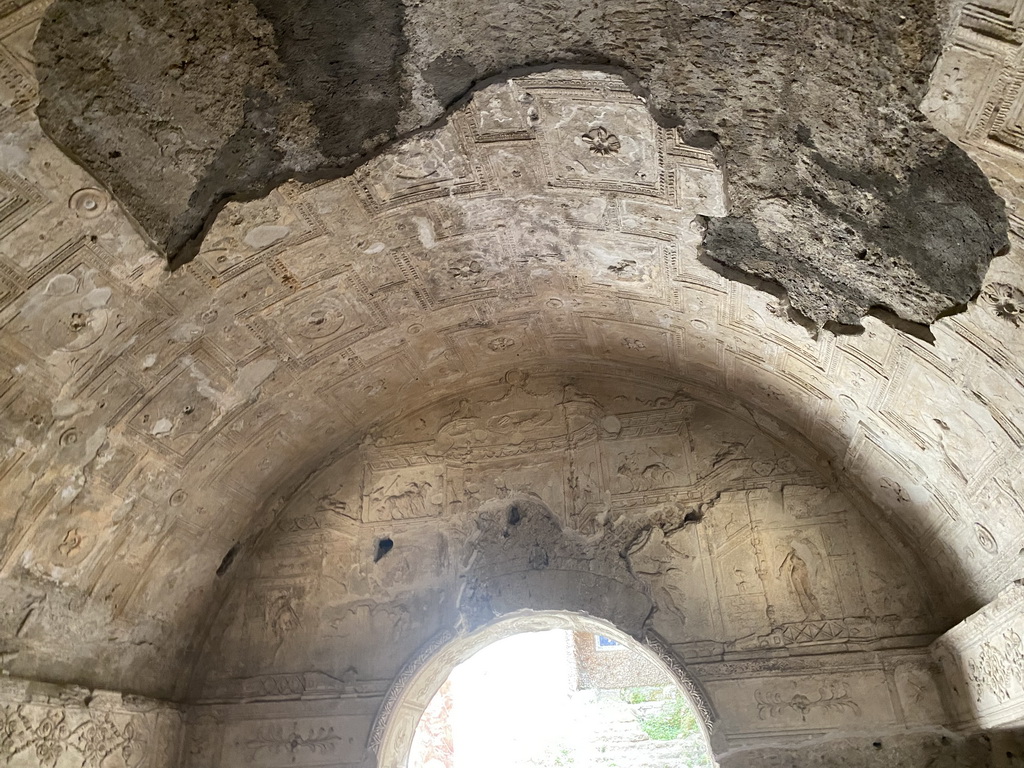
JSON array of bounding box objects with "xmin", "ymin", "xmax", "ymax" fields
[
  {"xmin": 245, "ymin": 722, "xmax": 342, "ymax": 759},
  {"xmin": 0, "ymin": 705, "xmax": 148, "ymax": 768},
  {"xmin": 967, "ymin": 629, "xmax": 1024, "ymax": 703},
  {"xmin": 754, "ymin": 683, "xmax": 861, "ymax": 722}
]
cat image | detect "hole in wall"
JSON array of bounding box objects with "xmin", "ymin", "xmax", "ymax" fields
[
  {"xmin": 216, "ymin": 542, "xmax": 241, "ymax": 576},
  {"xmin": 682, "ymin": 509, "xmax": 703, "ymax": 525},
  {"xmin": 507, "ymin": 505, "xmax": 521, "ymax": 526},
  {"xmin": 375, "ymin": 537, "xmax": 394, "ymax": 562}
]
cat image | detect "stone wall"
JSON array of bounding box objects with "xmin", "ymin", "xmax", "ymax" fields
[
  {"xmin": 717, "ymin": 730, "xmax": 1024, "ymax": 768},
  {"xmin": 571, "ymin": 631, "xmax": 667, "ymax": 690},
  {"xmin": 180, "ymin": 373, "xmax": 955, "ymax": 766},
  {"xmin": 0, "ymin": 676, "xmax": 183, "ymax": 767}
]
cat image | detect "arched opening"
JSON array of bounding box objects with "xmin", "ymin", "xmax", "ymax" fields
[
  {"xmin": 370, "ymin": 611, "xmax": 718, "ymax": 768},
  {"xmin": 409, "ymin": 627, "xmax": 715, "ymax": 768}
]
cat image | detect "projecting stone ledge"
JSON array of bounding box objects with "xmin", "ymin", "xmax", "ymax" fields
[{"xmin": 34, "ymin": 0, "xmax": 1008, "ymax": 327}]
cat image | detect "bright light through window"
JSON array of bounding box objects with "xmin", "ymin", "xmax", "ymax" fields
[{"xmin": 408, "ymin": 629, "xmax": 713, "ymax": 768}]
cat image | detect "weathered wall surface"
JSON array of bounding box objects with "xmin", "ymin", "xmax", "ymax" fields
[
  {"xmin": 34, "ymin": 0, "xmax": 1008, "ymax": 326},
  {"xmin": 182, "ymin": 376, "xmax": 951, "ymax": 765},
  {"xmin": 1, "ymin": 5, "xmax": 1024, "ymax": 768},
  {"xmin": 0, "ymin": 676, "xmax": 183, "ymax": 767},
  {"xmin": 2, "ymin": 46, "xmax": 1023, "ymax": 709}
]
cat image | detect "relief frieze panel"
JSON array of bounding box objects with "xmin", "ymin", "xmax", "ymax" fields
[
  {"xmin": 0, "ymin": 678, "xmax": 182, "ymax": 768},
  {"xmin": 206, "ymin": 370, "xmax": 948, "ymax": 701},
  {"xmin": 933, "ymin": 580, "xmax": 1024, "ymax": 729}
]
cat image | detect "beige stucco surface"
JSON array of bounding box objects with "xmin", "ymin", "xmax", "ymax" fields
[{"xmin": 2, "ymin": 1, "xmax": 1024, "ymax": 765}]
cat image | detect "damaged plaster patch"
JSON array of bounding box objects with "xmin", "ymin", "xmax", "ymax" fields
[
  {"xmin": 34, "ymin": 0, "xmax": 1009, "ymax": 327},
  {"xmin": 150, "ymin": 418, "xmax": 173, "ymax": 436}
]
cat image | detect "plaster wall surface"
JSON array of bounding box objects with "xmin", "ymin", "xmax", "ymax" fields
[{"xmin": 1, "ymin": 0, "xmax": 1024, "ymax": 766}]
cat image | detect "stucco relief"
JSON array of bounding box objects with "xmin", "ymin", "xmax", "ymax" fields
[
  {"xmin": 1, "ymin": 45, "xmax": 1024, "ymax": 702},
  {"xmin": 933, "ymin": 580, "xmax": 1024, "ymax": 730},
  {"xmin": 178, "ymin": 371, "xmax": 956, "ymax": 763},
  {"xmin": 0, "ymin": 677, "xmax": 182, "ymax": 768},
  {"xmin": 3, "ymin": 3, "xmax": 1024, "ymax": 764}
]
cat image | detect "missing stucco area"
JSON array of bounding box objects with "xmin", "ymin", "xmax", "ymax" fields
[{"xmin": 34, "ymin": 0, "xmax": 1007, "ymax": 327}]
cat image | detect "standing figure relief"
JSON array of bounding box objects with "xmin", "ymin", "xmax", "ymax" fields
[{"xmin": 778, "ymin": 546, "xmax": 824, "ymax": 621}]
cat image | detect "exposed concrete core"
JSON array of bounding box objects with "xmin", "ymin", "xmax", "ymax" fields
[{"xmin": 34, "ymin": 0, "xmax": 1008, "ymax": 326}]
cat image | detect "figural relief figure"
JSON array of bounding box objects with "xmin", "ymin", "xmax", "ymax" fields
[
  {"xmin": 268, "ymin": 592, "xmax": 301, "ymax": 641},
  {"xmin": 616, "ymin": 451, "xmax": 674, "ymax": 492},
  {"xmin": 778, "ymin": 545, "xmax": 824, "ymax": 621},
  {"xmin": 373, "ymin": 477, "xmax": 436, "ymax": 520}
]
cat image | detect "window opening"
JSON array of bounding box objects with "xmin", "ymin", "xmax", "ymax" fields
[{"xmin": 408, "ymin": 628, "xmax": 713, "ymax": 768}]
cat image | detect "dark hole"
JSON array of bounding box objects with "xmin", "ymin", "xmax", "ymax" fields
[
  {"xmin": 872, "ymin": 741, "xmax": 882, "ymax": 749},
  {"xmin": 375, "ymin": 537, "xmax": 394, "ymax": 562},
  {"xmin": 683, "ymin": 509, "xmax": 704, "ymax": 525},
  {"xmin": 507, "ymin": 505, "xmax": 521, "ymax": 526},
  {"xmin": 1007, "ymin": 752, "xmax": 1014, "ymax": 759},
  {"xmin": 108, "ymin": 150, "xmax": 121, "ymax": 159},
  {"xmin": 216, "ymin": 543, "xmax": 240, "ymax": 576}
]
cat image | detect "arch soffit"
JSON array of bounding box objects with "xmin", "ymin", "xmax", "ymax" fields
[{"xmin": 0, "ymin": 50, "xmax": 1021, "ymax": 699}]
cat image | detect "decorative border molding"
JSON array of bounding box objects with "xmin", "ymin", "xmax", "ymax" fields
[
  {"xmin": 368, "ymin": 629, "xmax": 454, "ymax": 752},
  {"xmin": 642, "ymin": 632, "xmax": 717, "ymax": 732}
]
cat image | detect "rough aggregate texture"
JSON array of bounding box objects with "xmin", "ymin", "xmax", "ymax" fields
[{"xmin": 34, "ymin": 0, "xmax": 1008, "ymax": 325}]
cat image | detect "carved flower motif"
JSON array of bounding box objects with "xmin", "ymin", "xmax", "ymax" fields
[
  {"xmin": 1, "ymin": 706, "xmax": 25, "ymax": 758},
  {"xmin": 581, "ymin": 126, "xmax": 621, "ymax": 156},
  {"xmin": 72, "ymin": 714, "xmax": 121, "ymax": 765},
  {"xmin": 488, "ymin": 337, "xmax": 515, "ymax": 352},
  {"xmin": 31, "ymin": 710, "xmax": 68, "ymax": 767},
  {"xmin": 120, "ymin": 721, "xmax": 143, "ymax": 765},
  {"xmin": 981, "ymin": 282, "xmax": 1024, "ymax": 325}
]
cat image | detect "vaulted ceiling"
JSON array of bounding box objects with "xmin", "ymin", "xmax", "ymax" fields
[{"xmin": 1, "ymin": 0, "xmax": 1024, "ymax": 704}]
